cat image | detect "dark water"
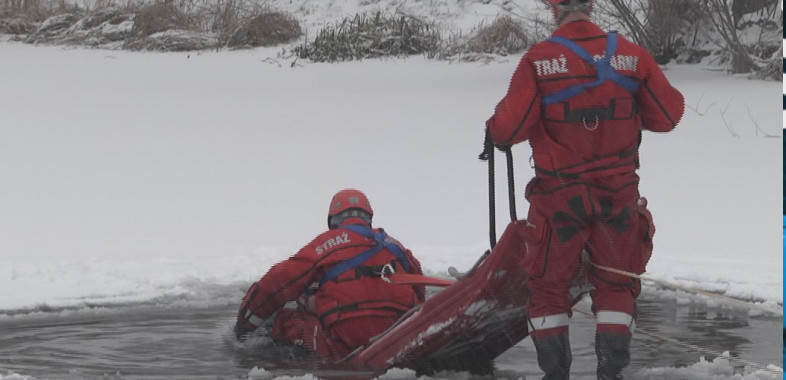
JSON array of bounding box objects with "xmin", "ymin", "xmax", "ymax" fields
[
  {"xmin": 0, "ymin": 291, "xmax": 781, "ymax": 380},
  {"xmin": 494, "ymin": 295, "xmax": 783, "ymax": 379}
]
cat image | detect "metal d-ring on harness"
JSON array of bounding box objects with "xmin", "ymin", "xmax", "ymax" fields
[
  {"xmin": 378, "ymin": 263, "xmax": 395, "ymax": 283},
  {"xmin": 583, "ymin": 115, "xmax": 599, "ymax": 131}
]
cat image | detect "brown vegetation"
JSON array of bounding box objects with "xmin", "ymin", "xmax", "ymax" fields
[{"xmin": 226, "ymin": 10, "xmax": 301, "ymax": 48}]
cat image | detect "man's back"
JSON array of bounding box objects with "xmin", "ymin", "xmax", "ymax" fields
[
  {"xmin": 304, "ymin": 225, "xmax": 425, "ymax": 326},
  {"xmin": 244, "ymin": 225, "xmax": 423, "ymax": 322},
  {"xmin": 489, "ymin": 20, "xmax": 683, "ymax": 177},
  {"xmin": 484, "ymin": 3, "xmax": 685, "ymax": 378}
]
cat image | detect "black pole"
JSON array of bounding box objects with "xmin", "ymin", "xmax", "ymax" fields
[
  {"xmin": 506, "ymin": 149, "xmax": 517, "ymax": 222},
  {"xmin": 488, "ymin": 140, "xmax": 497, "ymax": 249},
  {"xmin": 479, "ymin": 131, "xmax": 518, "ymax": 249}
]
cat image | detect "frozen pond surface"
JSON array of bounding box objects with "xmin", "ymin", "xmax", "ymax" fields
[{"xmin": 0, "ymin": 290, "xmax": 780, "ymax": 380}]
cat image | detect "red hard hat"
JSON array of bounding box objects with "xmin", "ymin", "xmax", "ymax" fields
[{"xmin": 328, "ymin": 188, "xmax": 373, "ymax": 219}]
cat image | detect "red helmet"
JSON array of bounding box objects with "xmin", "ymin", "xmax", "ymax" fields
[{"xmin": 327, "ymin": 189, "xmax": 373, "ymax": 228}]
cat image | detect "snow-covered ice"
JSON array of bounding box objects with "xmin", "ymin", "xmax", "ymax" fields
[{"xmin": 0, "ymin": 1, "xmax": 781, "ymax": 379}]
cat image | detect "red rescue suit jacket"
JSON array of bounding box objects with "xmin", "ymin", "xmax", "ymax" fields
[
  {"xmin": 237, "ymin": 222, "xmax": 425, "ymax": 332},
  {"xmin": 487, "ymin": 20, "xmax": 684, "ymax": 179}
]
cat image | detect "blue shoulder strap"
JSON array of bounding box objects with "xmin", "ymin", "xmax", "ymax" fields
[
  {"xmin": 542, "ymin": 31, "xmax": 639, "ymax": 106},
  {"xmin": 340, "ymin": 225, "xmax": 412, "ymax": 273},
  {"xmin": 318, "ymin": 225, "xmax": 412, "ymax": 287}
]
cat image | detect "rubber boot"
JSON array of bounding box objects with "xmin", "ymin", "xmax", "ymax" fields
[
  {"xmin": 595, "ymin": 332, "xmax": 631, "ymax": 380},
  {"xmin": 533, "ymin": 333, "xmax": 572, "ymax": 380}
]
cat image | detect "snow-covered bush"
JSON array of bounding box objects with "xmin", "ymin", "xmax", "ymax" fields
[
  {"xmin": 23, "ymin": 12, "xmax": 80, "ymax": 44},
  {"xmin": 125, "ymin": 28, "xmax": 217, "ymax": 51},
  {"xmin": 294, "ymin": 12, "xmax": 441, "ymax": 62},
  {"xmin": 0, "ymin": 7, "xmax": 36, "ymax": 34},
  {"xmin": 0, "ymin": 0, "xmax": 76, "ymax": 22},
  {"xmin": 226, "ymin": 10, "xmax": 301, "ymax": 49},
  {"xmin": 58, "ymin": 7, "xmax": 133, "ymax": 46},
  {"xmin": 595, "ymin": 0, "xmax": 705, "ymax": 64},
  {"xmin": 128, "ymin": 1, "xmax": 193, "ymax": 40},
  {"xmin": 443, "ymin": 15, "xmax": 532, "ymax": 62},
  {"xmin": 597, "ymin": 0, "xmax": 782, "ymax": 80},
  {"xmin": 702, "ymin": 0, "xmax": 782, "ymax": 79}
]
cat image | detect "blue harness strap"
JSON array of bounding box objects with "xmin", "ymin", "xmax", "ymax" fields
[
  {"xmin": 542, "ymin": 31, "xmax": 639, "ymax": 106},
  {"xmin": 318, "ymin": 225, "xmax": 412, "ymax": 287}
]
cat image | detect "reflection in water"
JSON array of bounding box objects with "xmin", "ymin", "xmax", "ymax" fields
[
  {"xmin": 0, "ymin": 292, "xmax": 781, "ymax": 379},
  {"xmin": 0, "ymin": 308, "xmax": 246, "ymax": 379},
  {"xmin": 634, "ymin": 297, "xmax": 752, "ymax": 370},
  {"xmin": 495, "ymin": 294, "xmax": 781, "ymax": 379}
]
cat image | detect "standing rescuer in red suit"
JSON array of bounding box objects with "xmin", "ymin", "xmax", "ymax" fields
[
  {"xmin": 234, "ymin": 189, "xmax": 425, "ymax": 359},
  {"xmin": 484, "ymin": 0, "xmax": 684, "ymax": 378}
]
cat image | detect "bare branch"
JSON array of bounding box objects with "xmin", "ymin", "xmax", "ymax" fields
[
  {"xmin": 746, "ymin": 106, "xmax": 778, "ymax": 137},
  {"xmin": 718, "ymin": 97, "xmax": 739, "ymax": 137},
  {"xmin": 684, "ymin": 90, "xmax": 718, "ymax": 116},
  {"xmin": 261, "ymin": 56, "xmax": 281, "ymax": 67}
]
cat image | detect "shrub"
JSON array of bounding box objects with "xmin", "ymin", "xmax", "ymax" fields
[
  {"xmin": 1, "ymin": 0, "xmax": 70, "ymax": 22},
  {"xmin": 23, "ymin": 12, "xmax": 79, "ymax": 43},
  {"xmin": 644, "ymin": 0, "xmax": 705, "ymax": 64},
  {"xmin": 226, "ymin": 10, "xmax": 301, "ymax": 48},
  {"xmin": 751, "ymin": 52, "xmax": 781, "ymax": 81},
  {"xmin": 294, "ymin": 12, "xmax": 441, "ymax": 62},
  {"xmin": 597, "ymin": 0, "xmax": 704, "ymax": 64},
  {"xmin": 465, "ymin": 16, "xmax": 529, "ymax": 55},
  {"xmin": 125, "ymin": 29, "xmax": 218, "ymax": 51},
  {"xmin": 443, "ymin": 15, "xmax": 530, "ymax": 61},
  {"xmin": 130, "ymin": 1, "xmax": 192, "ymax": 39},
  {"xmin": 0, "ymin": 14, "xmax": 36, "ymax": 34}
]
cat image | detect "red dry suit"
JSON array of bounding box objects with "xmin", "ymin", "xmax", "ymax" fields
[
  {"xmin": 235, "ymin": 221, "xmax": 425, "ymax": 359},
  {"xmin": 486, "ymin": 20, "xmax": 683, "ymax": 339}
]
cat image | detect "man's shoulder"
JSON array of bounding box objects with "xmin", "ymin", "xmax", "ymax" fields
[
  {"xmin": 528, "ymin": 25, "xmax": 651, "ymax": 61},
  {"xmin": 302, "ymin": 227, "xmax": 373, "ymax": 257},
  {"xmin": 551, "ymin": 20, "xmax": 605, "ymax": 39}
]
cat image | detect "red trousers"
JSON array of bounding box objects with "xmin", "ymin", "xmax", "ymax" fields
[
  {"xmin": 271, "ymin": 308, "xmax": 398, "ymax": 359},
  {"xmin": 521, "ymin": 174, "xmax": 654, "ymax": 331}
]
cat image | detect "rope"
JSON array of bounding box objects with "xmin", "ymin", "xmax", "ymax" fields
[
  {"xmin": 572, "ymin": 306, "xmax": 783, "ymax": 375},
  {"xmin": 589, "ymin": 262, "xmax": 782, "ymax": 315}
]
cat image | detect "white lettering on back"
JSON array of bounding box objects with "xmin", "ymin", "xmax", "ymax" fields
[
  {"xmin": 591, "ymin": 54, "xmax": 639, "ymax": 71},
  {"xmin": 533, "ymin": 55, "xmax": 568, "ymax": 77},
  {"xmin": 315, "ymin": 232, "xmax": 351, "ymax": 255},
  {"xmin": 610, "ymin": 55, "xmax": 638, "ymax": 71}
]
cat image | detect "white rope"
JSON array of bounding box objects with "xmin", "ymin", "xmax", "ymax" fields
[
  {"xmin": 572, "ymin": 307, "xmax": 783, "ymax": 375},
  {"xmin": 589, "ymin": 262, "xmax": 782, "ymax": 315}
]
